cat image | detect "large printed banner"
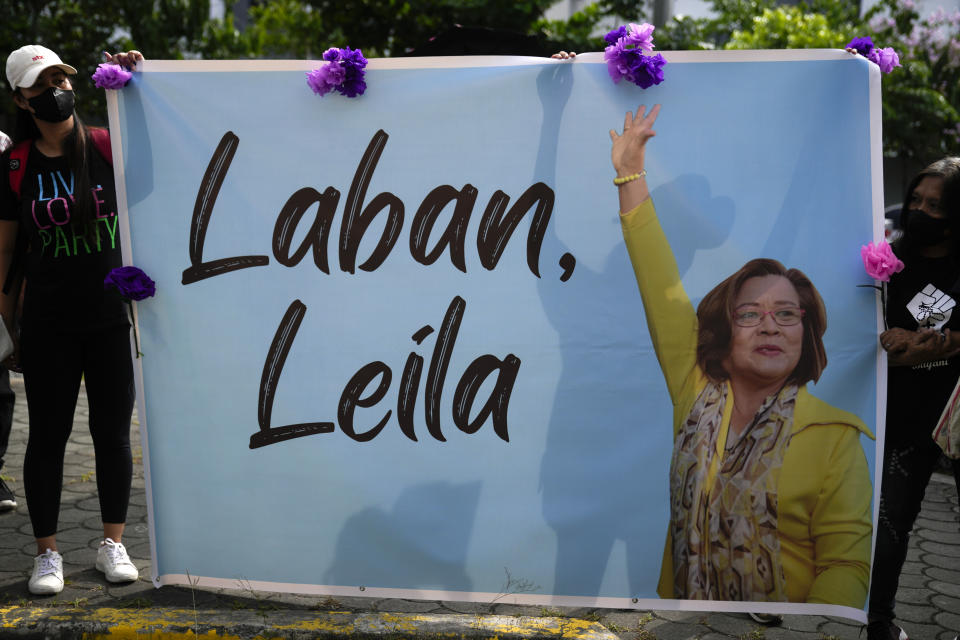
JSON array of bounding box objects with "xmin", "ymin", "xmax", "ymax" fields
[{"xmin": 109, "ymin": 50, "xmax": 883, "ymax": 623}]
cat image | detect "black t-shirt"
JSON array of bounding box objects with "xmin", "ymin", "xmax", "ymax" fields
[
  {"xmin": 0, "ymin": 141, "xmax": 127, "ymax": 330},
  {"xmin": 885, "ymin": 252, "xmax": 960, "ymax": 446}
]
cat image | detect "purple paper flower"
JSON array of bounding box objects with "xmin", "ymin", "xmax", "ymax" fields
[
  {"xmin": 104, "ymin": 266, "xmax": 156, "ymax": 301},
  {"xmin": 623, "ymin": 23, "xmax": 656, "ymax": 53},
  {"xmin": 867, "ymin": 46, "xmax": 902, "ymax": 73},
  {"xmin": 861, "ymin": 241, "xmax": 904, "ymax": 281},
  {"xmin": 306, "ymin": 64, "xmax": 345, "ymax": 96},
  {"xmin": 633, "ymin": 53, "xmax": 667, "ymax": 89},
  {"xmin": 604, "ymin": 26, "xmax": 628, "ymax": 46},
  {"xmin": 603, "ymin": 23, "xmax": 665, "ymax": 89},
  {"xmin": 845, "ymin": 36, "xmax": 875, "ymax": 56},
  {"xmin": 604, "ymin": 48, "xmax": 666, "ymax": 88},
  {"xmin": 91, "ymin": 64, "xmax": 132, "ymax": 90},
  {"xmin": 847, "ymin": 36, "xmax": 901, "ymax": 74},
  {"xmin": 307, "ymin": 47, "xmax": 368, "ymax": 98}
]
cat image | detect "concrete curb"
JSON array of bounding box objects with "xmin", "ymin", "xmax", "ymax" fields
[
  {"xmin": 4, "ymin": 379, "xmax": 960, "ymax": 639},
  {"xmin": 0, "ymin": 607, "xmax": 620, "ymax": 640}
]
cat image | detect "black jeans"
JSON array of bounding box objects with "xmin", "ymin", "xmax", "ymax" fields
[
  {"xmin": 0, "ymin": 368, "xmax": 14, "ymax": 472},
  {"xmin": 21, "ymin": 324, "xmax": 134, "ymax": 538},
  {"xmin": 868, "ymin": 438, "xmax": 953, "ymax": 622}
]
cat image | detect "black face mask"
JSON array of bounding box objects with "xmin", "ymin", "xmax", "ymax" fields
[
  {"xmin": 26, "ymin": 87, "xmax": 75, "ymax": 123},
  {"xmin": 906, "ymin": 209, "xmax": 951, "ymax": 247}
]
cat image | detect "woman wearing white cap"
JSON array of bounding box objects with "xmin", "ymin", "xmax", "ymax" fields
[{"xmin": 0, "ymin": 44, "xmax": 142, "ymax": 595}]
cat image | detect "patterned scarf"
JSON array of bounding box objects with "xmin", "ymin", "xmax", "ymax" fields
[{"xmin": 669, "ymin": 381, "xmax": 797, "ymax": 601}]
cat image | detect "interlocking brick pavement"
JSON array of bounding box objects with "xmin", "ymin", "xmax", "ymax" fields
[{"xmin": 1, "ymin": 376, "xmax": 958, "ymax": 639}]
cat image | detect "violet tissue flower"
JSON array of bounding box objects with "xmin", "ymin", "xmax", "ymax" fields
[
  {"xmin": 604, "ymin": 26, "xmax": 628, "ymax": 45},
  {"xmin": 845, "ymin": 36, "xmax": 874, "ymax": 56},
  {"xmin": 867, "ymin": 46, "xmax": 902, "ymax": 73},
  {"xmin": 861, "ymin": 241, "xmax": 904, "ymax": 281},
  {"xmin": 104, "ymin": 266, "xmax": 156, "ymax": 301},
  {"xmin": 623, "ymin": 23, "xmax": 656, "ymax": 53},
  {"xmin": 307, "ymin": 47, "xmax": 368, "ymax": 98},
  {"xmin": 631, "ymin": 52, "xmax": 666, "ymax": 89},
  {"xmin": 91, "ymin": 64, "xmax": 132, "ymax": 90},
  {"xmin": 603, "ymin": 23, "xmax": 666, "ymax": 89},
  {"xmin": 306, "ymin": 64, "xmax": 345, "ymax": 96}
]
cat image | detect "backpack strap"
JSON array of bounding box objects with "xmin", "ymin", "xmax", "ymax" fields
[
  {"xmin": 89, "ymin": 127, "xmax": 112, "ymax": 164},
  {"xmin": 6, "ymin": 140, "xmax": 32, "ymax": 200},
  {"xmin": 6, "ymin": 129, "xmax": 111, "ymax": 200}
]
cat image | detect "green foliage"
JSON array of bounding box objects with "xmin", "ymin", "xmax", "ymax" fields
[
  {"xmin": 200, "ymin": 0, "xmax": 333, "ymax": 59},
  {"xmin": 655, "ymin": 0, "xmax": 852, "ymax": 50},
  {"xmin": 657, "ymin": 0, "xmax": 775, "ymax": 49},
  {"xmin": 655, "ymin": 0, "xmax": 959, "ymax": 162},
  {"xmin": 862, "ymin": 0, "xmax": 960, "ymax": 161},
  {"xmin": 295, "ymin": 0, "xmax": 557, "ymax": 56},
  {"xmin": 1, "ymin": 0, "xmax": 120, "ymax": 127},
  {"xmin": 0, "ymin": 0, "xmax": 210, "ymax": 129},
  {"xmin": 112, "ymin": 0, "xmax": 210, "ymax": 60},
  {"xmin": 655, "ymin": 15, "xmax": 717, "ymax": 50},
  {"xmin": 2, "ymin": 0, "xmax": 954, "ymax": 165},
  {"xmin": 534, "ymin": 3, "xmax": 609, "ymax": 52},
  {"xmin": 725, "ymin": 7, "xmax": 851, "ymax": 49},
  {"xmin": 534, "ymin": 0, "xmax": 648, "ymax": 52}
]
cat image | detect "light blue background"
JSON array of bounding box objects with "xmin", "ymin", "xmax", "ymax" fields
[{"xmin": 116, "ymin": 56, "xmax": 878, "ymax": 601}]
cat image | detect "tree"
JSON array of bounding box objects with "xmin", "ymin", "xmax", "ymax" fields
[
  {"xmin": 3, "ymin": 0, "xmax": 952, "ymax": 165},
  {"xmin": 535, "ymin": 0, "xmax": 648, "ymax": 52},
  {"xmin": 0, "ymin": 0, "xmax": 211, "ymax": 130},
  {"xmin": 1, "ymin": 0, "xmax": 122, "ymax": 129},
  {"xmin": 288, "ymin": 0, "xmax": 557, "ymax": 56},
  {"xmin": 199, "ymin": 0, "xmax": 334, "ymax": 59},
  {"xmin": 861, "ymin": 0, "xmax": 960, "ymax": 162},
  {"xmin": 724, "ymin": 6, "xmax": 852, "ymax": 49},
  {"xmin": 651, "ymin": 0, "xmax": 958, "ymax": 163}
]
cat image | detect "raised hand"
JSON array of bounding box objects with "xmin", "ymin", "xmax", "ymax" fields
[
  {"xmin": 610, "ymin": 104, "xmax": 660, "ymax": 177},
  {"xmin": 103, "ymin": 50, "xmax": 144, "ymax": 71}
]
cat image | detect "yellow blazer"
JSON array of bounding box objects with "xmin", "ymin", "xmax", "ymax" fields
[{"xmin": 621, "ymin": 198, "xmax": 874, "ymax": 607}]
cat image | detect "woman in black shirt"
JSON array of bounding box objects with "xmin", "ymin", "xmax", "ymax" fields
[
  {"xmin": 869, "ymin": 157, "xmax": 960, "ymax": 640},
  {"xmin": 0, "ymin": 44, "xmax": 142, "ymax": 595}
]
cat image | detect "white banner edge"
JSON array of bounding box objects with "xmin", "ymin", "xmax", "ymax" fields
[
  {"xmin": 152, "ymin": 573, "xmax": 867, "ymax": 623},
  {"xmin": 134, "ymin": 49, "xmax": 859, "ymax": 73},
  {"xmin": 106, "ymin": 88, "xmax": 162, "ymax": 591}
]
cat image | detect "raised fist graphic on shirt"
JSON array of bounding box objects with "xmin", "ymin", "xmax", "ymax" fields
[{"xmin": 907, "ymin": 284, "xmax": 957, "ymax": 329}]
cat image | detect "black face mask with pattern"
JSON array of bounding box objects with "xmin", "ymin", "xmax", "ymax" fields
[
  {"xmin": 27, "ymin": 87, "xmax": 74, "ymax": 123},
  {"xmin": 906, "ymin": 209, "xmax": 951, "ymax": 247}
]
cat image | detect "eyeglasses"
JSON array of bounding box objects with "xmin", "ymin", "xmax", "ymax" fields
[{"xmin": 733, "ymin": 306, "xmax": 805, "ymax": 327}]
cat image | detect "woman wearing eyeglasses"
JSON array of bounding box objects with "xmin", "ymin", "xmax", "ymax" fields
[{"xmin": 611, "ymin": 104, "xmax": 873, "ymax": 607}]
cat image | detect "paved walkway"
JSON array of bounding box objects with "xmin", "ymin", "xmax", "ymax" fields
[{"xmin": 1, "ymin": 376, "xmax": 958, "ymax": 639}]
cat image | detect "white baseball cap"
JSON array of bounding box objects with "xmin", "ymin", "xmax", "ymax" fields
[{"xmin": 6, "ymin": 45, "xmax": 77, "ymax": 91}]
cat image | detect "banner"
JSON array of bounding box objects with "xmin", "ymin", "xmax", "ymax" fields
[{"xmin": 109, "ymin": 50, "xmax": 883, "ymax": 622}]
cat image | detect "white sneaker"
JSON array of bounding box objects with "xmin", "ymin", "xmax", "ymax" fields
[
  {"xmin": 95, "ymin": 538, "xmax": 138, "ymax": 583},
  {"xmin": 28, "ymin": 549, "xmax": 63, "ymax": 595},
  {"xmin": 747, "ymin": 612, "xmax": 783, "ymax": 625}
]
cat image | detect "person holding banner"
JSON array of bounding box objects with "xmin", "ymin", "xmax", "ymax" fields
[
  {"xmin": 0, "ymin": 129, "xmax": 14, "ymax": 515},
  {"xmin": 0, "ymin": 45, "xmax": 142, "ymax": 595},
  {"xmin": 869, "ymin": 157, "xmax": 960, "ymax": 640},
  {"xmin": 611, "ymin": 104, "xmax": 873, "ymax": 607}
]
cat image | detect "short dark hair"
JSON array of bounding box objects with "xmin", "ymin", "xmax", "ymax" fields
[
  {"xmin": 898, "ymin": 157, "xmax": 960, "ymax": 259},
  {"xmin": 695, "ymin": 258, "xmax": 827, "ymax": 385}
]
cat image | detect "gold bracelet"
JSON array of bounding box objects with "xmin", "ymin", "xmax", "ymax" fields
[{"xmin": 613, "ymin": 170, "xmax": 646, "ymax": 186}]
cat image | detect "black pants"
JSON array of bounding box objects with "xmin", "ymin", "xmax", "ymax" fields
[
  {"xmin": 21, "ymin": 324, "xmax": 134, "ymax": 538},
  {"xmin": 0, "ymin": 368, "xmax": 15, "ymax": 472},
  {"xmin": 868, "ymin": 437, "xmax": 958, "ymax": 622}
]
